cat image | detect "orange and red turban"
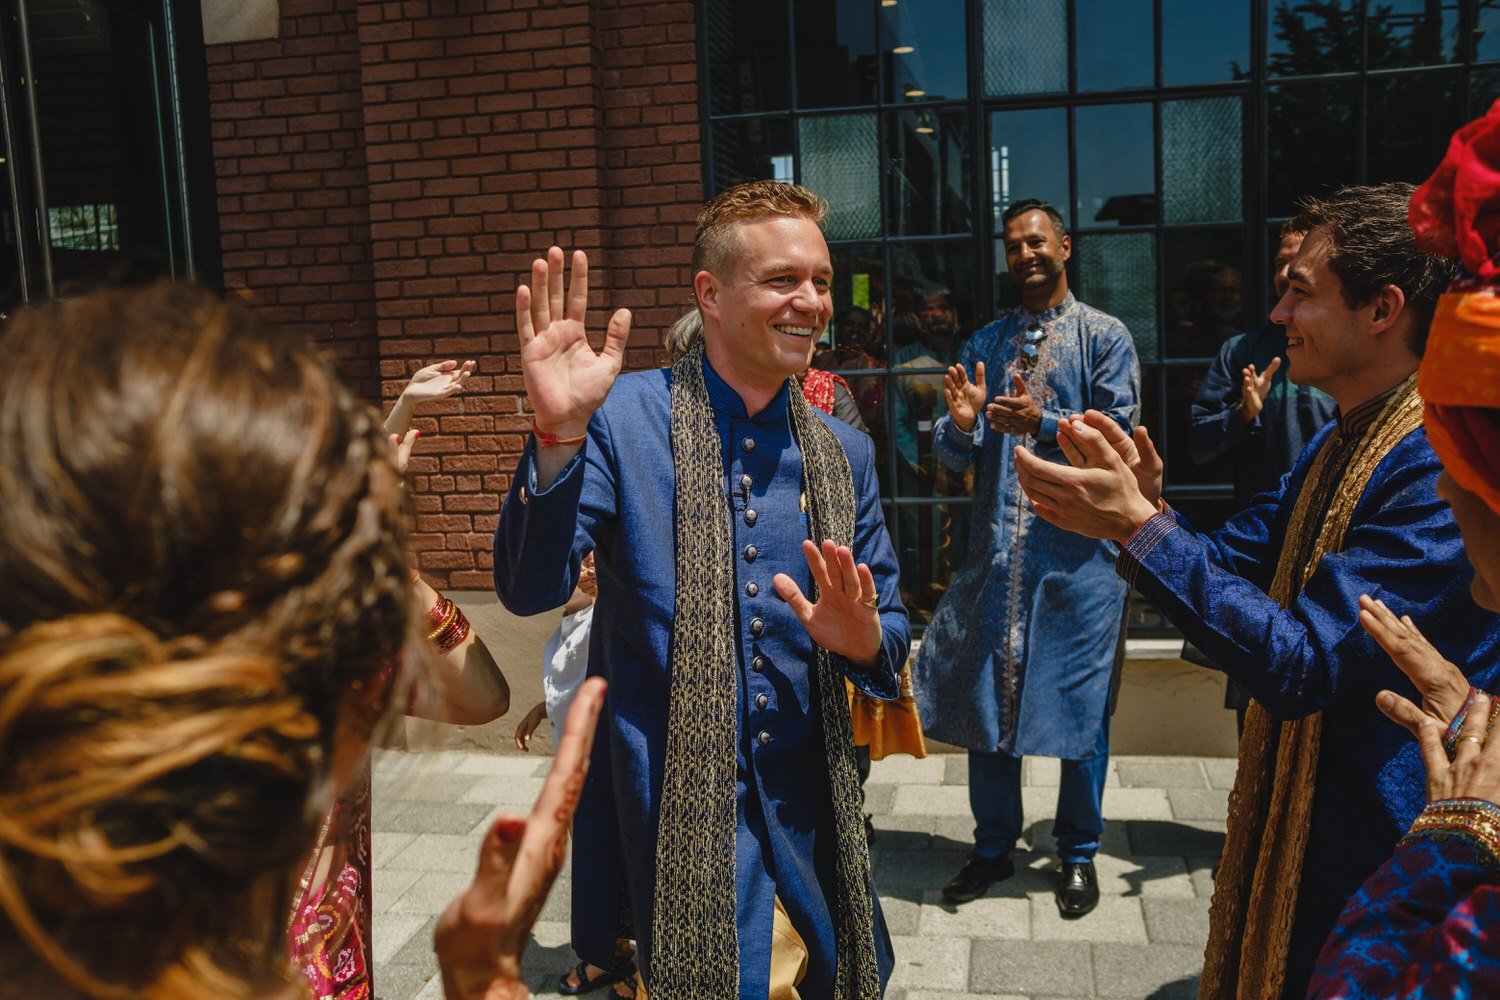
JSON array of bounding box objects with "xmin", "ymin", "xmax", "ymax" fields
[{"xmin": 1411, "ymin": 99, "xmax": 1500, "ymax": 516}]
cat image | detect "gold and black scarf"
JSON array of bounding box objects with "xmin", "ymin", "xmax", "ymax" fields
[
  {"xmin": 1201, "ymin": 375, "xmax": 1424, "ymax": 1000},
  {"xmin": 647, "ymin": 341, "xmax": 880, "ymax": 999}
]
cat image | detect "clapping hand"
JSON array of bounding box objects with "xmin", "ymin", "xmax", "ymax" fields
[
  {"xmin": 435, "ymin": 677, "xmax": 607, "ymax": 1000},
  {"xmin": 1014, "ymin": 412, "xmax": 1159, "ymax": 543},
  {"xmin": 1056, "ymin": 410, "xmax": 1163, "ymax": 509},
  {"xmin": 774, "ymin": 540, "xmax": 883, "ymax": 667},
  {"xmin": 1237, "ymin": 356, "xmax": 1281, "ymax": 424},
  {"xmin": 987, "ymin": 373, "xmax": 1042, "ymax": 436},
  {"xmin": 943, "ymin": 362, "xmax": 987, "ymax": 433}
]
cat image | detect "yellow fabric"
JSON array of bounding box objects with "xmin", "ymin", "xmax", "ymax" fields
[
  {"xmin": 769, "ymin": 894, "xmax": 809, "ymax": 1000},
  {"xmin": 846, "ymin": 663, "xmax": 928, "ymax": 761},
  {"xmin": 634, "ymin": 897, "xmax": 807, "ymax": 1000},
  {"xmin": 1420, "ymin": 291, "xmax": 1500, "ymax": 408}
]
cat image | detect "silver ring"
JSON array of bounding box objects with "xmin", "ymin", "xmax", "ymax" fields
[{"xmin": 1458, "ymin": 735, "xmax": 1484, "ymax": 747}]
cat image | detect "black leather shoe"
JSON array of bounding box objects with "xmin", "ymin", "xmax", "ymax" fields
[
  {"xmin": 941, "ymin": 853, "xmax": 1015, "ymax": 904},
  {"xmin": 1055, "ymin": 860, "xmax": 1100, "ymax": 917}
]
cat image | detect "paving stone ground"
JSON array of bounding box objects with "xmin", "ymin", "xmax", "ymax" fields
[{"xmin": 371, "ymin": 750, "xmax": 1232, "ymax": 999}]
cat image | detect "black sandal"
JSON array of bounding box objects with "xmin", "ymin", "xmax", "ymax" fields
[{"xmin": 558, "ymin": 959, "xmax": 636, "ymax": 996}]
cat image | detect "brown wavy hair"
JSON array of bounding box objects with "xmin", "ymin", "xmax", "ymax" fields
[{"xmin": 0, "ymin": 283, "xmax": 411, "ymax": 998}]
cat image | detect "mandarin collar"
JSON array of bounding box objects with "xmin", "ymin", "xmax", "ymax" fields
[
  {"xmin": 1020, "ymin": 291, "xmax": 1077, "ymax": 326},
  {"xmin": 1335, "ymin": 375, "xmax": 1410, "ymax": 438},
  {"xmin": 702, "ymin": 355, "xmax": 791, "ymax": 425}
]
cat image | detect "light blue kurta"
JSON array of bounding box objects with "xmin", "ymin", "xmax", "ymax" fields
[
  {"xmin": 493, "ymin": 359, "xmax": 908, "ymax": 999},
  {"xmin": 911, "ymin": 293, "xmax": 1140, "ymax": 759}
]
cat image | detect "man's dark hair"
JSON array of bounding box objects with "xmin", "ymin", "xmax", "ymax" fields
[
  {"xmin": 1001, "ymin": 199, "xmax": 1068, "ymax": 239},
  {"xmin": 1291, "ymin": 182, "xmax": 1456, "ymax": 356}
]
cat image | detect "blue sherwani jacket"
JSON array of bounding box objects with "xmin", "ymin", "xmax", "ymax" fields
[
  {"xmin": 494, "ymin": 360, "xmax": 909, "ymax": 999},
  {"xmin": 1118, "ymin": 420, "xmax": 1500, "ymax": 994}
]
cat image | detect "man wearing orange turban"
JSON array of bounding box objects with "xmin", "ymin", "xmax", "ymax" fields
[{"xmin": 1308, "ymin": 101, "xmax": 1500, "ymax": 998}]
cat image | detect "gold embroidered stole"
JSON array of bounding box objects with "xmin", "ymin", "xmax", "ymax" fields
[{"xmin": 1200, "ymin": 376, "xmax": 1424, "ymax": 1000}]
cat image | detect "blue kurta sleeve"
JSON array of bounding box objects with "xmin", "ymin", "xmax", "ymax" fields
[
  {"xmin": 493, "ymin": 407, "xmax": 620, "ymax": 615},
  {"xmin": 933, "ymin": 326, "xmax": 994, "ymax": 473},
  {"xmin": 1117, "ymin": 436, "xmax": 1479, "ymax": 718},
  {"xmin": 1309, "ymin": 800, "xmax": 1500, "ymax": 999},
  {"xmin": 1080, "ymin": 319, "xmax": 1140, "ymax": 439},
  {"xmin": 838, "ymin": 425, "xmax": 909, "ymax": 700},
  {"xmin": 1188, "ymin": 335, "xmax": 1258, "ymax": 466}
]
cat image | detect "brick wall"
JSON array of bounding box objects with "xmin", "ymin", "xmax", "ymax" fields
[{"xmin": 207, "ymin": 0, "xmax": 703, "ymax": 588}]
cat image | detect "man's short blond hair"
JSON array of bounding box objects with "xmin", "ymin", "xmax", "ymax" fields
[{"xmin": 691, "ymin": 180, "xmax": 828, "ymax": 279}]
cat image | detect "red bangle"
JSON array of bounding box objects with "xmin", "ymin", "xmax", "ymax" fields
[{"xmin": 532, "ymin": 419, "xmax": 587, "ymax": 448}]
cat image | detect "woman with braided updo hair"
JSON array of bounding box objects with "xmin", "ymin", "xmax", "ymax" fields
[{"xmin": 0, "ymin": 282, "xmax": 604, "ymax": 1000}]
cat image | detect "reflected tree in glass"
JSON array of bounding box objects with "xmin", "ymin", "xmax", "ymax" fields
[
  {"xmin": 1368, "ymin": 70, "xmax": 1466, "ymax": 186},
  {"xmin": 1266, "ymin": 81, "xmax": 1357, "ymax": 216},
  {"xmin": 1267, "ymin": 0, "xmax": 1360, "ymax": 75}
]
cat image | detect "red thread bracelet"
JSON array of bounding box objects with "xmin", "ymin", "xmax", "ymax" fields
[{"xmin": 531, "ymin": 419, "xmax": 587, "ymax": 448}]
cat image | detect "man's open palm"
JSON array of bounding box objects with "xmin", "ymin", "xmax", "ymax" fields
[{"xmin": 517, "ymin": 247, "xmax": 632, "ymax": 438}]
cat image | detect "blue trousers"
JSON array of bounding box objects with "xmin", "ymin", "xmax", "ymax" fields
[{"xmin": 967, "ymin": 713, "xmax": 1110, "ymax": 865}]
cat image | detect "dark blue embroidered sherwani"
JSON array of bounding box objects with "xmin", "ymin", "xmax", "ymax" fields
[
  {"xmin": 493, "ymin": 360, "xmax": 909, "ymax": 999},
  {"xmin": 1118, "ymin": 420, "xmax": 1500, "ymax": 995}
]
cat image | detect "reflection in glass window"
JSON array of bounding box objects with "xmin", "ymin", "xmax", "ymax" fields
[
  {"xmin": 1266, "ymin": 0, "xmax": 1359, "ymax": 76},
  {"xmin": 989, "ymin": 107, "xmax": 1069, "ymax": 229},
  {"xmin": 819, "ymin": 244, "xmax": 889, "ymax": 454},
  {"xmin": 1162, "ymin": 227, "xmax": 1246, "ymax": 359},
  {"xmin": 711, "ymin": 119, "xmax": 795, "ymax": 192},
  {"xmin": 705, "ymin": 0, "xmax": 791, "ymax": 115},
  {"xmin": 982, "ymin": 0, "xmax": 1067, "ymax": 96},
  {"xmin": 1162, "ymin": 97, "xmax": 1242, "ymax": 225},
  {"xmin": 890, "ymin": 240, "xmax": 978, "ymax": 351},
  {"xmin": 1474, "ymin": 68, "xmax": 1500, "ymax": 114},
  {"xmin": 1368, "ymin": 71, "xmax": 1466, "ymax": 186},
  {"xmin": 1075, "ymin": 0, "xmax": 1153, "ymax": 91},
  {"xmin": 800, "ymin": 115, "xmax": 881, "ymax": 239},
  {"xmin": 796, "ymin": 0, "xmax": 877, "ymax": 108},
  {"xmin": 1075, "ymin": 232, "xmax": 1159, "ymax": 363},
  {"xmin": 889, "ymin": 109, "xmax": 971, "ymax": 236},
  {"xmin": 1266, "ymin": 82, "xmax": 1357, "ymax": 217},
  {"xmin": 1367, "ymin": 0, "xmax": 1461, "ymax": 70},
  {"xmin": 1166, "ymin": 365, "xmax": 1233, "ymax": 486},
  {"xmin": 894, "ymin": 501, "xmax": 974, "ymax": 626},
  {"xmin": 1162, "ymin": 0, "xmax": 1249, "ymax": 84},
  {"xmin": 1479, "ymin": 1, "xmax": 1500, "ymax": 62},
  {"xmin": 882, "ymin": 0, "xmax": 968, "ymax": 102},
  {"xmin": 1075, "ymin": 103, "xmax": 1155, "ymax": 227}
]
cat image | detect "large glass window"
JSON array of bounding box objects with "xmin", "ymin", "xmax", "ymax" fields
[{"xmin": 697, "ymin": 0, "xmax": 1500, "ymax": 633}]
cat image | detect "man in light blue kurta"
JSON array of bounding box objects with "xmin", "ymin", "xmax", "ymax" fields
[
  {"xmin": 494, "ymin": 182, "xmax": 909, "ymax": 1000},
  {"xmin": 911, "ymin": 200, "xmax": 1140, "ymax": 916}
]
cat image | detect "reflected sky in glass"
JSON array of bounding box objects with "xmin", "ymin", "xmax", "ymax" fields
[
  {"xmin": 1076, "ymin": 0, "xmax": 1153, "ymax": 91},
  {"xmin": 1075, "ymin": 103, "xmax": 1155, "ymax": 227},
  {"xmin": 1479, "ymin": 2, "xmax": 1500, "ymax": 62},
  {"xmin": 989, "ymin": 107, "xmax": 1069, "ymax": 230},
  {"xmin": 882, "ymin": 0, "xmax": 968, "ymax": 102},
  {"xmin": 1266, "ymin": 0, "xmax": 1359, "ymax": 75},
  {"xmin": 983, "ymin": 0, "xmax": 1067, "ymax": 96},
  {"xmin": 1367, "ymin": 0, "xmax": 1461, "ymax": 69},
  {"xmin": 1162, "ymin": 0, "xmax": 1249, "ymax": 84}
]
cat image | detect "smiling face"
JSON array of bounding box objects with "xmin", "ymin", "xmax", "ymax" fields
[
  {"xmin": 697, "ymin": 214, "xmax": 833, "ymax": 400},
  {"xmin": 1437, "ymin": 470, "xmax": 1500, "ymax": 612},
  {"xmin": 1002, "ymin": 209, "xmax": 1071, "ymax": 298},
  {"xmin": 1268, "ymin": 227, "xmax": 1374, "ymax": 397}
]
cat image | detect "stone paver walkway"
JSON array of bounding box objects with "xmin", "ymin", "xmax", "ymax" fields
[{"xmin": 371, "ymin": 751, "xmax": 1234, "ymax": 999}]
